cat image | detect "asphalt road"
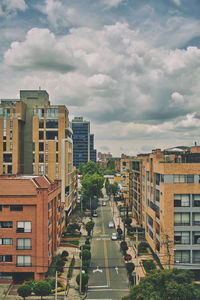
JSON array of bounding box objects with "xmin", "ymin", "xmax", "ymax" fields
[{"xmin": 87, "ymin": 199, "xmax": 130, "ymax": 300}]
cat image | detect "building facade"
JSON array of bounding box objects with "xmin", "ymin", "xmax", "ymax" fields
[
  {"xmin": 132, "ymin": 147, "xmax": 200, "ymax": 272},
  {"xmin": 0, "ymin": 175, "xmax": 61, "ymax": 282},
  {"xmin": 0, "ymin": 90, "xmax": 77, "ymax": 224},
  {"xmin": 72, "ymin": 117, "xmax": 96, "ymax": 168}
]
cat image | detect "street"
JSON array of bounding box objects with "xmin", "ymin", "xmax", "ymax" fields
[{"xmin": 87, "ymin": 199, "xmax": 129, "ymax": 300}]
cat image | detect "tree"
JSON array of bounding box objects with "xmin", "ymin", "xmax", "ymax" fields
[
  {"xmin": 81, "ymin": 173, "xmax": 104, "ymax": 210},
  {"xmin": 85, "ymin": 220, "xmax": 95, "ymax": 236},
  {"xmin": 110, "ymin": 182, "xmax": 120, "ymax": 197},
  {"xmin": 79, "ymin": 161, "xmax": 102, "ymax": 176},
  {"xmin": 80, "ymin": 249, "xmax": 91, "ymax": 260},
  {"xmin": 122, "ymin": 268, "xmax": 200, "ymax": 300},
  {"xmin": 33, "ymin": 281, "xmax": 51, "ymax": 299},
  {"xmin": 76, "ymin": 273, "xmax": 89, "ymax": 292},
  {"xmin": 17, "ymin": 284, "xmax": 32, "ymax": 300}
]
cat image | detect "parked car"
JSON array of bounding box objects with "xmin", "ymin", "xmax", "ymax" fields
[
  {"xmin": 108, "ymin": 221, "xmax": 114, "ymax": 228},
  {"xmin": 111, "ymin": 232, "xmax": 118, "ymax": 240},
  {"xmin": 93, "ymin": 210, "xmax": 98, "ymax": 217},
  {"xmin": 102, "ymin": 201, "xmax": 106, "ymax": 206}
]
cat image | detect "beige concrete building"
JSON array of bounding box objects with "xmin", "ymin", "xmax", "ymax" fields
[
  {"xmin": 133, "ymin": 147, "xmax": 200, "ymax": 272},
  {"xmin": 0, "ymin": 90, "xmax": 77, "ymax": 224}
]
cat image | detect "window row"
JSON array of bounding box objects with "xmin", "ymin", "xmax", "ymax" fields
[
  {"xmin": 0, "ymin": 205, "xmax": 23, "ymax": 212},
  {"xmin": 33, "ymin": 108, "xmax": 58, "ymax": 118},
  {"xmin": 174, "ymin": 250, "xmax": 200, "ymax": 264},
  {"xmin": 174, "ymin": 194, "xmax": 200, "ymax": 207},
  {"xmin": 174, "ymin": 213, "xmax": 200, "ymax": 226},
  {"xmin": 0, "ymin": 255, "xmax": 31, "ymax": 266},
  {"xmin": 0, "ymin": 221, "xmax": 31, "ymax": 232},
  {"xmin": 0, "ymin": 238, "xmax": 31, "ymax": 249},
  {"xmin": 33, "ymin": 153, "xmax": 58, "ymax": 163},
  {"xmin": 174, "ymin": 231, "xmax": 200, "ymax": 244}
]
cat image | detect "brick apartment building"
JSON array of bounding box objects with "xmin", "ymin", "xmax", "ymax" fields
[
  {"xmin": 129, "ymin": 146, "xmax": 200, "ymax": 272},
  {"xmin": 0, "ymin": 175, "xmax": 62, "ymax": 282},
  {"xmin": 0, "ymin": 90, "xmax": 77, "ymax": 224}
]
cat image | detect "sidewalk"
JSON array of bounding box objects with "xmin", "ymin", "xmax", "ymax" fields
[{"xmin": 110, "ymin": 200, "xmax": 147, "ymax": 282}]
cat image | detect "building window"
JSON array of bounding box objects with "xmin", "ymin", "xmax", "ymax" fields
[
  {"xmin": 155, "ymin": 189, "xmax": 160, "ymax": 202},
  {"xmin": 174, "ymin": 232, "xmax": 190, "ymax": 244},
  {"xmin": 174, "ymin": 213, "xmax": 190, "ymax": 226},
  {"xmin": 46, "ymin": 119, "xmax": 58, "ymax": 128},
  {"xmin": 45, "ymin": 154, "xmax": 48, "ymax": 163},
  {"xmin": 173, "ymin": 175, "xmax": 194, "ymax": 183},
  {"xmin": 45, "ymin": 141, "xmax": 48, "ymax": 151},
  {"xmin": 10, "ymin": 205, "xmax": 23, "ymax": 211},
  {"xmin": 146, "ymin": 171, "xmax": 149, "ymax": 182},
  {"xmin": 174, "ymin": 250, "xmax": 190, "ymax": 263},
  {"xmin": 193, "ymin": 213, "xmax": 200, "ymax": 226},
  {"xmin": 0, "ymin": 221, "xmax": 12, "ymax": 228},
  {"xmin": 33, "ymin": 142, "xmax": 35, "ymax": 151},
  {"xmin": 0, "ymin": 238, "xmax": 13, "ymax": 245},
  {"xmin": 46, "ymin": 108, "xmax": 58, "ymax": 117},
  {"xmin": 3, "ymin": 154, "xmax": 12, "ymax": 163},
  {"xmin": 193, "ymin": 251, "xmax": 200, "ymax": 264},
  {"xmin": 33, "ymin": 153, "xmax": 35, "ymax": 163},
  {"xmin": 17, "ymin": 255, "xmax": 31, "ymax": 267},
  {"xmin": 33, "ymin": 108, "xmax": 36, "ymax": 116},
  {"xmin": 17, "ymin": 238, "xmax": 31, "ymax": 250},
  {"xmin": 3, "ymin": 142, "xmax": 6, "ymax": 151},
  {"xmin": 3, "ymin": 165, "xmax": 5, "ymax": 174},
  {"xmin": 193, "ymin": 195, "xmax": 200, "ymax": 207},
  {"xmin": 10, "ymin": 141, "xmax": 12, "ymax": 151},
  {"xmin": 0, "ymin": 255, "xmax": 12, "ymax": 262},
  {"xmin": 39, "ymin": 131, "xmax": 44, "ymax": 140},
  {"xmin": 48, "ymin": 202, "xmax": 51, "ymax": 210},
  {"xmin": 0, "ymin": 273, "xmax": 12, "ymax": 279},
  {"xmin": 3, "ymin": 119, "xmax": 6, "ymax": 129},
  {"xmin": 10, "ymin": 131, "xmax": 12, "ymax": 140},
  {"xmin": 48, "ymin": 218, "xmax": 51, "ymax": 226},
  {"xmin": 0, "ymin": 205, "xmax": 2, "ymax": 211},
  {"xmin": 174, "ymin": 194, "xmax": 190, "ymax": 207},
  {"xmin": 45, "ymin": 164, "xmax": 48, "ymax": 175},
  {"xmin": 56, "ymin": 153, "xmax": 58, "ymax": 163},
  {"xmin": 33, "ymin": 164, "xmax": 35, "ymax": 174},
  {"xmin": 39, "ymin": 153, "xmax": 44, "ymax": 162},
  {"xmin": 39, "ymin": 119, "xmax": 44, "ymax": 128},
  {"xmin": 38, "ymin": 164, "xmax": 44, "ymax": 174},
  {"xmin": 16, "ymin": 221, "xmax": 31, "ymax": 233},
  {"xmin": 56, "ymin": 142, "xmax": 58, "ymax": 151},
  {"xmin": 4, "ymin": 108, "xmax": 10, "ymax": 116},
  {"xmin": 39, "ymin": 143, "xmax": 44, "ymax": 152},
  {"xmin": 56, "ymin": 164, "xmax": 59, "ymax": 177},
  {"xmin": 10, "ymin": 119, "xmax": 12, "ymax": 129},
  {"xmin": 193, "ymin": 232, "xmax": 200, "ymax": 244},
  {"xmin": 38, "ymin": 108, "xmax": 44, "ymax": 118},
  {"xmin": 46, "ymin": 131, "xmax": 58, "ymax": 140},
  {"xmin": 7, "ymin": 165, "xmax": 12, "ymax": 174}
]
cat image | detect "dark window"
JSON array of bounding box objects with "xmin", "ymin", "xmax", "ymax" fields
[
  {"xmin": 33, "ymin": 153, "xmax": 35, "ymax": 163},
  {"xmin": 10, "ymin": 205, "xmax": 23, "ymax": 211},
  {"xmin": 39, "ymin": 119, "xmax": 44, "ymax": 128},
  {"xmin": 193, "ymin": 232, "xmax": 200, "ymax": 244},
  {"xmin": 3, "ymin": 142, "xmax": 6, "ymax": 151},
  {"xmin": 46, "ymin": 119, "xmax": 58, "ymax": 128},
  {"xmin": 56, "ymin": 142, "xmax": 58, "ymax": 151},
  {"xmin": 174, "ymin": 194, "xmax": 190, "ymax": 207},
  {"xmin": 65, "ymin": 186, "xmax": 69, "ymax": 196},
  {"xmin": 174, "ymin": 232, "xmax": 190, "ymax": 244},
  {"xmin": 7, "ymin": 165, "xmax": 12, "ymax": 174},
  {"xmin": 3, "ymin": 154, "xmax": 12, "ymax": 163},
  {"xmin": 39, "ymin": 142, "xmax": 44, "ymax": 151},
  {"xmin": 193, "ymin": 195, "xmax": 200, "ymax": 207},
  {"xmin": 0, "ymin": 255, "xmax": 12, "ymax": 262},
  {"xmin": 39, "ymin": 154, "xmax": 44, "ymax": 162},
  {"xmin": 0, "ymin": 205, "xmax": 2, "ymax": 211},
  {"xmin": 56, "ymin": 154, "xmax": 58, "ymax": 162},
  {"xmin": 0, "ymin": 221, "xmax": 12, "ymax": 228},
  {"xmin": 39, "ymin": 131, "xmax": 44, "ymax": 140},
  {"xmin": 46, "ymin": 131, "xmax": 58, "ymax": 140}
]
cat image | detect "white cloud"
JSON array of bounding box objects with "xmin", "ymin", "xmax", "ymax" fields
[
  {"xmin": 101, "ymin": 0, "xmax": 123, "ymax": 9},
  {"xmin": 172, "ymin": 0, "xmax": 181, "ymax": 6},
  {"xmin": 0, "ymin": 0, "xmax": 27, "ymax": 15}
]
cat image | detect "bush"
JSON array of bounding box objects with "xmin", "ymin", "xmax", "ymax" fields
[
  {"xmin": 82, "ymin": 259, "xmax": 90, "ymax": 268},
  {"xmin": 142, "ymin": 260, "xmax": 156, "ymax": 273},
  {"xmin": 45, "ymin": 278, "xmax": 56, "ymax": 290},
  {"xmin": 125, "ymin": 218, "xmax": 132, "ymax": 226},
  {"xmin": 18, "ymin": 284, "xmax": 32, "ymax": 299},
  {"xmin": 138, "ymin": 242, "xmax": 149, "ymax": 254},
  {"xmin": 67, "ymin": 257, "xmax": 75, "ymax": 279},
  {"xmin": 81, "ymin": 249, "xmax": 91, "ymax": 261},
  {"xmin": 126, "ymin": 262, "xmax": 135, "ymax": 274},
  {"xmin": 81, "ymin": 244, "xmax": 91, "ymax": 251},
  {"xmin": 61, "ymin": 251, "xmax": 69, "ymax": 258},
  {"xmin": 86, "ymin": 221, "xmax": 95, "ymax": 236},
  {"xmin": 46, "ymin": 254, "xmax": 65, "ymax": 277},
  {"xmin": 76, "ymin": 273, "xmax": 89, "ymax": 292},
  {"xmin": 33, "ymin": 281, "xmax": 51, "ymax": 298}
]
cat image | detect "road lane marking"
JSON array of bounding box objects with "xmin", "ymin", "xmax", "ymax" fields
[
  {"xmin": 101, "ymin": 205, "xmax": 110, "ymax": 288},
  {"xmin": 88, "ymin": 285, "xmax": 108, "ymax": 288}
]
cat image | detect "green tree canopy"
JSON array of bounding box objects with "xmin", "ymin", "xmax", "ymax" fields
[
  {"xmin": 122, "ymin": 268, "xmax": 200, "ymax": 300},
  {"xmin": 81, "ymin": 173, "xmax": 104, "ymax": 209},
  {"xmin": 33, "ymin": 281, "xmax": 51, "ymax": 300},
  {"xmin": 85, "ymin": 220, "xmax": 95, "ymax": 236},
  {"xmin": 78, "ymin": 161, "xmax": 102, "ymax": 176},
  {"xmin": 17, "ymin": 284, "xmax": 32, "ymax": 300}
]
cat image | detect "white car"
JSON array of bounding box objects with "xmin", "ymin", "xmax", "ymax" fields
[
  {"xmin": 111, "ymin": 232, "xmax": 117, "ymax": 240},
  {"xmin": 102, "ymin": 201, "xmax": 106, "ymax": 206},
  {"xmin": 108, "ymin": 221, "xmax": 114, "ymax": 228}
]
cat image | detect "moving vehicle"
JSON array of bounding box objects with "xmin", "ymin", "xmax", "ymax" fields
[
  {"xmin": 93, "ymin": 210, "xmax": 98, "ymax": 217},
  {"xmin": 108, "ymin": 221, "xmax": 114, "ymax": 228},
  {"xmin": 102, "ymin": 201, "xmax": 106, "ymax": 206},
  {"xmin": 111, "ymin": 232, "xmax": 117, "ymax": 240}
]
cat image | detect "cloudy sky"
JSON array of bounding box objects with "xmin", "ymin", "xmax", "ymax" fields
[{"xmin": 1, "ymin": 0, "xmax": 200, "ymax": 156}]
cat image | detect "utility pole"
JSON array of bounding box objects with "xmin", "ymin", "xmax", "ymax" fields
[
  {"xmin": 80, "ymin": 246, "xmax": 83, "ymax": 293},
  {"xmin": 162, "ymin": 234, "xmax": 173, "ymax": 269},
  {"xmin": 55, "ymin": 271, "xmax": 58, "ymax": 300}
]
